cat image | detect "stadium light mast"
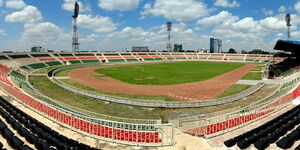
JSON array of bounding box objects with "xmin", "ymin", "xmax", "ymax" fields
[
  {"xmin": 72, "ymin": 2, "xmax": 80, "ymax": 52},
  {"xmin": 285, "ymin": 13, "xmax": 292, "ymax": 40},
  {"xmin": 166, "ymin": 21, "xmax": 172, "ymax": 52}
]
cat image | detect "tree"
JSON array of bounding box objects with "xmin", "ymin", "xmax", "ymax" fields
[
  {"xmin": 248, "ymin": 49, "xmax": 271, "ymax": 54},
  {"xmin": 228, "ymin": 48, "xmax": 237, "ymax": 53}
]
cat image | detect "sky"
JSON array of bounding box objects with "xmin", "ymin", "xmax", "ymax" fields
[{"xmin": 0, "ymin": 0, "xmax": 300, "ymax": 52}]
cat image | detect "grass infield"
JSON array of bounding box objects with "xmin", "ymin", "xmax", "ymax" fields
[
  {"xmin": 96, "ymin": 61, "xmax": 245, "ymax": 85},
  {"xmin": 29, "ymin": 77, "xmax": 275, "ymax": 122},
  {"xmin": 215, "ymin": 84, "xmax": 252, "ymax": 98},
  {"xmin": 241, "ymin": 72, "xmax": 262, "ymax": 80}
]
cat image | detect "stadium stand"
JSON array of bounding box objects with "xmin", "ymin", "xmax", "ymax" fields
[
  {"xmin": 224, "ymin": 54, "xmax": 245, "ymax": 61},
  {"xmin": 224, "ymin": 104, "xmax": 300, "ymax": 149},
  {"xmin": 45, "ymin": 61, "xmax": 62, "ymax": 66},
  {"xmin": 0, "ymin": 96, "xmax": 98, "ymax": 149},
  {"xmin": 69, "ymin": 60, "xmax": 82, "ymax": 64},
  {"xmin": 0, "ymin": 62, "xmax": 167, "ymax": 146},
  {"xmin": 27, "ymin": 63, "xmax": 48, "ymax": 70},
  {"xmin": 0, "ymin": 52, "xmax": 290, "ymax": 148},
  {"xmin": 171, "ymin": 53, "xmax": 187, "ymax": 60},
  {"xmin": 208, "ymin": 54, "xmax": 224, "ymax": 60}
]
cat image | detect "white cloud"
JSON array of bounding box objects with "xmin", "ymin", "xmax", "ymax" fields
[
  {"xmin": 21, "ymin": 22, "xmax": 70, "ymax": 50},
  {"xmin": 141, "ymin": 0, "xmax": 210, "ymax": 21},
  {"xmin": 278, "ymin": 5, "xmax": 286, "ymax": 13},
  {"xmin": 262, "ymin": 8, "xmax": 273, "ymax": 16},
  {"xmin": 77, "ymin": 14, "xmax": 116, "ymax": 33},
  {"xmin": 0, "ymin": 0, "xmax": 3, "ymax": 7},
  {"xmin": 0, "ymin": 29, "xmax": 6, "ymax": 37},
  {"xmin": 214, "ymin": 0, "xmax": 239, "ymax": 8},
  {"xmin": 61, "ymin": 0, "xmax": 91, "ymax": 12},
  {"xmin": 81, "ymin": 33, "xmax": 99, "ymax": 43},
  {"xmin": 5, "ymin": 0, "xmax": 26, "ymax": 9},
  {"xmin": 295, "ymin": 1, "xmax": 300, "ymax": 14},
  {"xmin": 98, "ymin": 0, "xmax": 140, "ymax": 11},
  {"xmin": 196, "ymin": 11, "xmax": 300, "ymax": 51},
  {"xmin": 259, "ymin": 16, "xmax": 286, "ymax": 31},
  {"xmin": 5, "ymin": 6, "xmax": 42, "ymax": 23},
  {"xmin": 197, "ymin": 11, "xmax": 238, "ymax": 26},
  {"xmin": 100, "ymin": 23, "xmax": 209, "ymax": 50}
]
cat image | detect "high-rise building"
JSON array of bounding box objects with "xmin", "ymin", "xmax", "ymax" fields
[
  {"xmin": 210, "ymin": 38, "xmax": 222, "ymax": 53},
  {"xmin": 174, "ymin": 44, "xmax": 183, "ymax": 52}
]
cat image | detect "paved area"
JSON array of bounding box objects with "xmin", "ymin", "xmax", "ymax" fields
[{"xmin": 236, "ymin": 80, "xmax": 261, "ymax": 85}]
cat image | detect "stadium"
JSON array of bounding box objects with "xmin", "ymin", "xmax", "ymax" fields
[
  {"xmin": 2, "ymin": 1, "xmax": 300, "ymax": 150},
  {"xmin": 0, "ymin": 49, "xmax": 299, "ymax": 150}
]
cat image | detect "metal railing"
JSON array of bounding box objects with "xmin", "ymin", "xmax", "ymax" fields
[
  {"xmin": 49, "ymin": 65, "xmax": 265, "ymax": 108},
  {"xmin": 179, "ymin": 74, "xmax": 300, "ymax": 138},
  {"xmin": 4, "ymin": 71, "xmax": 175, "ymax": 146}
]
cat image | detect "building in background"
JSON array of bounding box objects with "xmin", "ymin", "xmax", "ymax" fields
[
  {"xmin": 210, "ymin": 38, "xmax": 222, "ymax": 53},
  {"xmin": 174, "ymin": 44, "xmax": 183, "ymax": 52},
  {"xmin": 31, "ymin": 46, "xmax": 44, "ymax": 52},
  {"xmin": 132, "ymin": 46, "xmax": 149, "ymax": 52}
]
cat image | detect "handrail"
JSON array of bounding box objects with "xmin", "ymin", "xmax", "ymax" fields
[{"xmin": 49, "ymin": 64, "xmax": 265, "ymax": 108}]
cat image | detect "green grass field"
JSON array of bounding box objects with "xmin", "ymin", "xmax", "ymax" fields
[
  {"xmin": 215, "ymin": 84, "xmax": 252, "ymax": 98},
  {"xmin": 29, "ymin": 76, "xmax": 164, "ymax": 120},
  {"xmin": 96, "ymin": 61, "xmax": 245, "ymax": 85},
  {"xmin": 241, "ymin": 72, "xmax": 262, "ymax": 80},
  {"xmin": 55, "ymin": 68, "xmax": 76, "ymax": 77},
  {"xmin": 28, "ymin": 76, "xmax": 277, "ymax": 122}
]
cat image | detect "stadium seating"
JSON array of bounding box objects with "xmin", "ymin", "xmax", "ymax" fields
[
  {"xmin": 208, "ymin": 54, "xmax": 224, "ymax": 60},
  {"xmin": 0, "ymin": 96, "xmax": 98, "ymax": 149},
  {"xmin": 45, "ymin": 61, "xmax": 62, "ymax": 66},
  {"xmin": 69, "ymin": 60, "xmax": 82, "ymax": 64},
  {"xmin": 224, "ymin": 54, "xmax": 245, "ymax": 61},
  {"xmin": 27, "ymin": 63, "xmax": 47, "ymax": 70},
  {"xmin": 81, "ymin": 59, "xmax": 99, "ymax": 63},
  {"xmin": 20, "ymin": 66, "xmax": 31, "ymax": 72},
  {"xmin": 0, "ymin": 52, "xmax": 290, "ymax": 147},
  {"xmin": 171, "ymin": 54, "xmax": 187, "ymax": 60},
  {"xmin": 10, "ymin": 70, "xmax": 33, "ymax": 89},
  {"xmin": 107, "ymin": 59, "xmax": 125, "ymax": 62},
  {"xmin": 224, "ymin": 104, "xmax": 300, "ymax": 149},
  {"xmin": 38, "ymin": 57, "xmax": 56, "ymax": 61},
  {"xmin": 0, "ymin": 65, "xmax": 162, "ymax": 145},
  {"xmin": 59, "ymin": 57, "xmax": 78, "ymax": 61}
]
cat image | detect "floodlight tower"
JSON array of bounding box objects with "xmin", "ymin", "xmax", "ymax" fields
[
  {"xmin": 285, "ymin": 13, "xmax": 292, "ymax": 40},
  {"xmin": 166, "ymin": 21, "xmax": 172, "ymax": 52},
  {"xmin": 72, "ymin": 2, "xmax": 80, "ymax": 52}
]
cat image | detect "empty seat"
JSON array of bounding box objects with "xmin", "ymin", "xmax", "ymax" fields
[
  {"xmin": 224, "ymin": 138, "xmax": 236, "ymax": 147},
  {"xmin": 3, "ymin": 128, "xmax": 14, "ymax": 139},
  {"xmin": 19, "ymin": 145, "xmax": 34, "ymax": 150},
  {"xmin": 12, "ymin": 121, "xmax": 22, "ymax": 130},
  {"xmin": 287, "ymin": 130, "xmax": 300, "ymax": 141},
  {"xmin": 25, "ymin": 133, "xmax": 38, "ymax": 144},
  {"xmin": 295, "ymin": 144, "xmax": 300, "ymax": 150},
  {"xmin": 276, "ymin": 136, "xmax": 295, "ymax": 149},
  {"xmin": 266, "ymin": 133, "xmax": 280, "ymax": 143},
  {"xmin": 7, "ymin": 136, "xmax": 24, "ymax": 149},
  {"xmin": 254, "ymin": 138, "xmax": 270, "ymax": 150},
  {"xmin": 34, "ymin": 139, "xmax": 50, "ymax": 150},
  {"xmin": 237, "ymin": 138, "xmax": 251, "ymax": 149},
  {"xmin": 17, "ymin": 127, "xmax": 30, "ymax": 137},
  {"xmin": 246, "ymin": 134, "xmax": 259, "ymax": 144}
]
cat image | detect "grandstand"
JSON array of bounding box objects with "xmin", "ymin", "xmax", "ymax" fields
[{"xmin": 2, "ymin": 50, "xmax": 300, "ymax": 150}]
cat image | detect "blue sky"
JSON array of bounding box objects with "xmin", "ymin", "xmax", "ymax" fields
[{"xmin": 0, "ymin": 0, "xmax": 300, "ymax": 52}]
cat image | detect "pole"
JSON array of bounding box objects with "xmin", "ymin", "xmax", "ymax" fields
[{"xmin": 72, "ymin": 18, "xmax": 79, "ymax": 52}]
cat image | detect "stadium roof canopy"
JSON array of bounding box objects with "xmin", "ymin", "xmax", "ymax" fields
[{"xmin": 274, "ymin": 39, "xmax": 300, "ymax": 52}]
